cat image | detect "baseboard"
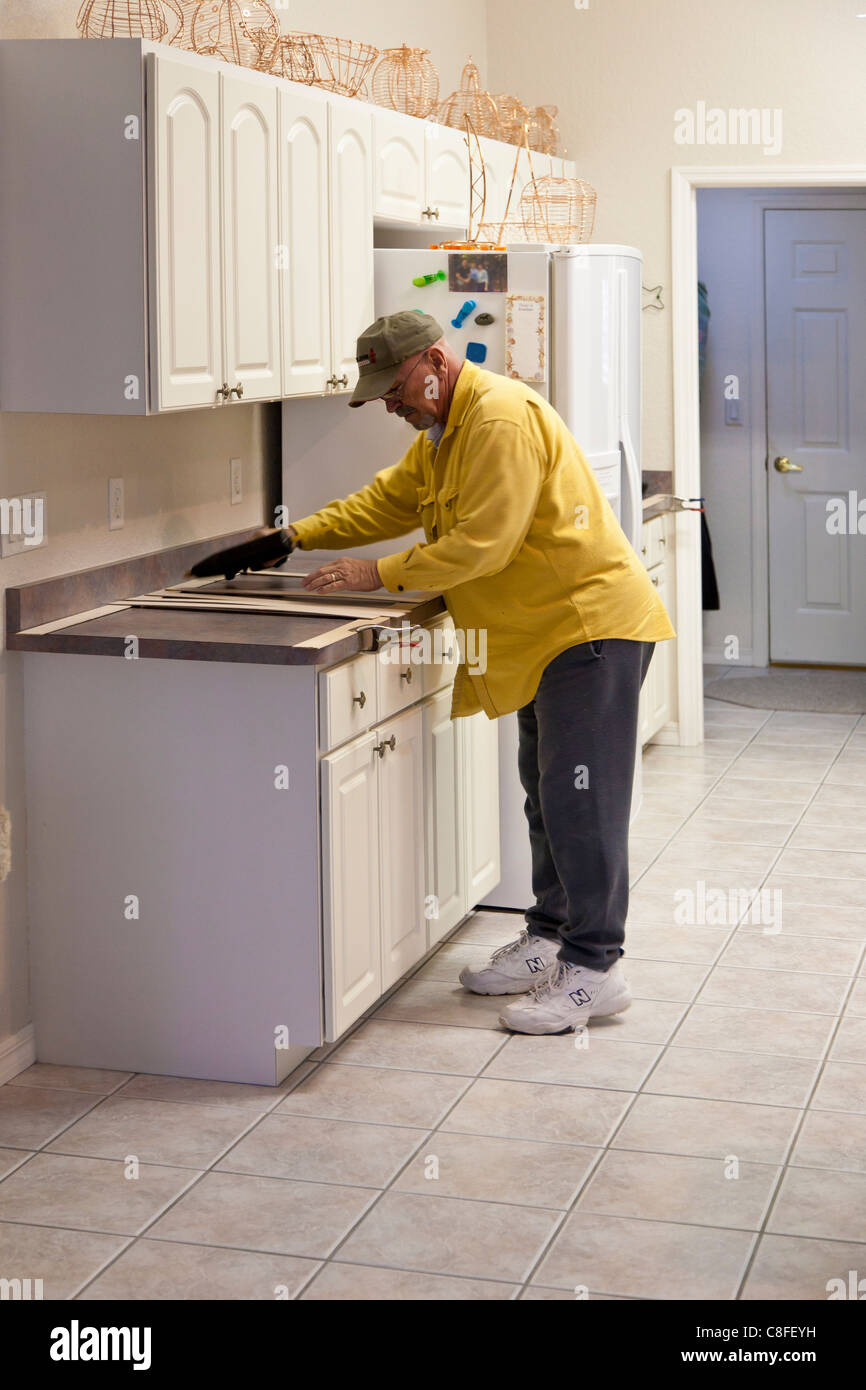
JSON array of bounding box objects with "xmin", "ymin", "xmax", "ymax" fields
[
  {"xmin": 0, "ymin": 1024, "xmax": 36, "ymax": 1085},
  {"xmin": 703, "ymin": 648, "xmax": 758, "ymax": 667}
]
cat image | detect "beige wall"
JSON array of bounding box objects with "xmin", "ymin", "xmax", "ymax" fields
[{"xmin": 0, "ymin": 3, "xmax": 488, "ymax": 1050}]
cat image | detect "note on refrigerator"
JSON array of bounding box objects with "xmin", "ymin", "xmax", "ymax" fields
[{"xmin": 505, "ymin": 294, "xmax": 546, "ymax": 382}]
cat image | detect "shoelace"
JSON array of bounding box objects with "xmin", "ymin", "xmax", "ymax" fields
[
  {"xmin": 530, "ymin": 959, "xmax": 573, "ymax": 1000},
  {"xmin": 489, "ymin": 928, "xmax": 534, "ymax": 965}
]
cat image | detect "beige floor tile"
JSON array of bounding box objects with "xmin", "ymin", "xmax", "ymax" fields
[
  {"xmin": 766, "ymin": 712, "xmax": 857, "ymax": 731},
  {"xmin": 0, "ymin": 1153, "xmax": 198, "ymax": 1234},
  {"xmin": 719, "ymin": 932, "xmax": 859, "ymax": 975},
  {"xmin": 8, "ymin": 1065, "xmax": 133, "ymax": 1094},
  {"xmin": 624, "ymin": 958, "xmax": 709, "ymax": 1002},
  {"xmin": 642, "ymin": 751, "xmax": 732, "ymax": 774},
  {"xmin": 774, "ymin": 848, "xmax": 866, "ymax": 881},
  {"xmin": 626, "ymin": 888, "xmax": 691, "ymax": 926},
  {"xmin": 0, "ymin": 1221, "xmax": 127, "ymax": 1299},
  {"xmin": 147, "ymin": 1171, "xmax": 375, "ymax": 1258},
  {"xmin": 637, "ymin": 864, "xmax": 772, "ymax": 896},
  {"xmin": 791, "ymin": 1109, "xmax": 866, "ymax": 1173},
  {"xmin": 741, "ymin": 1232, "xmax": 866, "ymax": 1299},
  {"xmin": 788, "ymin": 824, "xmax": 866, "ymax": 855},
  {"xmin": 275, "ymin": 1062, "xmax": 469, "ymax": 1128},
  {"xmin": 629, "ymin": 844, "xmax": 665, "ymax": 880},
  {"xmin": 520, "ymin": 1285, "xmax": 632, "ymax": 1299},
  {"xmin": 672, "ymin": 1004, "xmax": 835, "ymax": 1060},
  {"xmin": 641, "ymin": 772, "xmax": 718, "ymax": 795},
  {"xmin": 413, "ymin": 941, "xmax": 504, "ymax": 983},
  {"xmin": 811, "ymin": 783, "xmax": 866, "ymax": 809},
  {"xmin": 374, "ymin": 979, "xmax": 511, "ymax": 1029},
  {"xmin": 0, "ymin": 1085, "xmax": 102, "ymax": 1149},
  {"xmin": 712, "ymin": 777, "xmax": 815, "ymax": 804},
  {"xmin": 79, "ymin": 1238, "xmax": 319, "ymax": 1300},
  {"xmin": 330, "ymin": 1020, "xmax": 506, "ymax": 1076},
  {"xmin": 810, "ymin": 1061, "xmax": 866, "ymax": 1115},
  {"xmin": 800, "ymin": 801, "xmax": 866, "ymax": 829},
  {"xmin": 336, "ymin": 1190, "xmax": 558, "ymax": 1282},
  {"xmin": 451, "ymin": 913, "xmax": 524, "ymax": 946},
  {"xmin": 0, "ymin": 1148, "xmax": 32, "ymax": 1179},
  {"xmin": 698, "ymin": 966, "xmax": 848, "ymax": 1014},
  {"xmin": 629, "ymin": 811, "xmax": 686, "ymax": 839},
  {"xmin": 612, "ymin": 1093, "xmax": 798, "ymax": 1163},
  {"xmin": 636, "ymin": 791, "xmax": 694, "ymax": 819},
  {"xmin": 216, "ymin": 1113, "xmax": 426, "ymax": 1188},
  {"xmin": 653, "ymin": 843, "xmax": 779, "ymax": 876},
  {"xmin": 484, "ymin": 1034, "xmax": 661, "ymax": 1091},
  {"xmin": 301, "ymin": 1262, "xmax": 517, "ymax": 1300},
  {"xmin": 830, "ymin": 1015, "xmax": 866, "ymax": 1064},
  {"xmin": 532, "ymin": 1210, "xmax": 754, "ymax": 1299},
  {"xmin": 826, "ymin": 765, "xmax": 866, "ymax": 788},
  {"xmin": 113, "ymin": 1074, "xmax": 292, "ymax": 1113},
  {"xmin": 393, "ymin": 1130, "xmax": 596, "ymax": 1209},
  {"xmin": 751, "ymin": 728, "xmax": 847, "ymax": 748},
  {"xmin": 45, "ymin": 1097, "xmax": 255, "ymax": 1168},
  {"xmin": 845, "ymin": 979, "xmax": 866, "ymax": 1016},
  {"xmin": 584, "ymin": 998, "xmax": 687, "ymax": 1044},
  {"xmin": 675, "ymin": 818, "xmax": 791, "ymax": 847},
  {"xmin": 768, "ymin": 1166, "xmax": 866, "ymax": 1242},
  {"xmin": 695, "ymin": 796, "xmax": 799, "ymax": 825},
  {"xmin": 736, "ymin": 902, "xmax": 866, "ymax": 942},
  {"xmin": 647, "ymin": 1047, "xmax": 817, "ymax": 1108},
  {"xmin": 440, "ymin": 1077, "xmax": 631, "ymax": 1147},
  {"xmin": 624, "ymin": 924, "xmax": 729, "ymax": 965},
  {"xmin": 577, "ymin": 1149, "xmax": 778, "ymax": 1230},
  {"xmin": 730, "ymin": 750, "xmax": 832, "ymax": 775}
]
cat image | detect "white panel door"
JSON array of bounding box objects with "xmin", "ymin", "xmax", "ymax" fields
[
  {"xmin": 278, "ymin": 87, "xmax": 331, "ymax": 396},
  {"xmin": 329, "ymin": 99, "xmax": 374, "ymax": 393},
  {"xmin": 373, "ymin": 109, "xmax": 426, "ymax": 223},
  {"xmin": 221, "ymin": 74, "xmax": 280, "ymax": 401},
  {"xmin": 149, "ymin": 57, "xmax": 222, "ymax": 410},
  {"xmin": 321, "ymin": 733, "xmax": 381, "ymax": 1041},
  {"xmin": 425, "ymin": 123, "xmax": 470, "ymax": 230},
  {"xmin": 461, "ymin": 709, "xmax": 501, "ymax": 906},
  {"xmin": 378, "ymin": 706, "xmax": 427, "ymax": 989},
  {"xmin": 765, "ymin": 209, "xmax": 866, "ymax": 664},
  {"xmin": 422, "ymin": 687, "xmax": 465, "ymax": 947}
]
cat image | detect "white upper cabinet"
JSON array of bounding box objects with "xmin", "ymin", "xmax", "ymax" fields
[
  {"xmin": 278, "ymin": 87, "xmax": 331, "ymax": 397},
  {"xmin": 220, "ymin": 74, "xmax": 280, "ymax": 402},
  {"xmin": 425, "ymin": 123, "xmax": 470, "ymax": 229},
  {"xmin": 328, "ymin": 98, "xmax": 374, "ymax": 394},
  {"xmin": 149, "ymin": 57, "xmax": 222, "ymax": 411},
  {"xmin": 372, "ymin": 109, "xmax": 426, "ymax": 223}
]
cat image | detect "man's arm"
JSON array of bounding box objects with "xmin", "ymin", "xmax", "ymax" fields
[
  {"xmin": 377, "ymin": 418, "xmax": 544, "ymax": 593},
  {"xmin": 290, "ymin": 436, "xmax": 427, "ymax": 551}
]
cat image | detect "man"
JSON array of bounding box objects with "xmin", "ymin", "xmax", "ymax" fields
[{"xmin": 283, "ymin": 311, "xmax": 675, "ymax": 1035}]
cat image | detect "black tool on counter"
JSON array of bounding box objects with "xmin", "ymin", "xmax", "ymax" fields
[{"xmin": 187, "ymin": 529, "xmax": 295, "ymax": 581}]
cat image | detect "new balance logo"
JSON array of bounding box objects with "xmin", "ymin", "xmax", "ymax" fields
[
  {"xmin": 569, "ymin": 988, "xmax": 592, "ymax": 1006},
  {"xmin": 526, "ymin": 956, "xmax": 547, "ymax": 973}
]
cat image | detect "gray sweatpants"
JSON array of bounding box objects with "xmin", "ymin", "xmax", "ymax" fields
[{"xmin": 516, "ymin": 638, "xmax": 655, "ymax": 972}]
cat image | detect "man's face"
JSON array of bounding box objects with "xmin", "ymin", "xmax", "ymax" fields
[{"xmin": 379, "ymin": 351, "xmax": 439, "ymax": 431}]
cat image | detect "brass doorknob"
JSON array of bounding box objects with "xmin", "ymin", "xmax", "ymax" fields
[{"xmin": 774, "ymin": 456, "xmax": 803, "ymax": 473}]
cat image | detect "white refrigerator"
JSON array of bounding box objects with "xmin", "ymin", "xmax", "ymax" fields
[{"xmin": 281, "ymin": 243, "xmax": 644, "ymax": 911}]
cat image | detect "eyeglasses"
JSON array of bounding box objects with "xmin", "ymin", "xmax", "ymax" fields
[{"xmin": 381, "ymin": 354, "xmax": 425, "ymax": 403}]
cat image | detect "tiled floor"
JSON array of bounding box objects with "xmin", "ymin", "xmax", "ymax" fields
[{"xmin": 2, "ymin": 695, "xmax": 865, "ymax": 1300}]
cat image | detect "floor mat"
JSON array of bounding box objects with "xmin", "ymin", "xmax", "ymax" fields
[{"xmin": 704, "ymin": 666, "xmax": 866, "ymax": 713}]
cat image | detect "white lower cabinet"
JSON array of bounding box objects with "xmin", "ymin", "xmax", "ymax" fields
[
  {"xmin": 639, "ymin": 512, "xmax": 677, "ymax": 744},
  {"xmin": 461, "ymin": 708, "xmax": 502, "ymax": 905},
  {"xmin": 423, "ymin": 686, "xmax": 465, "ymax": 947},
  {"xmin": 377, "ymin": 705, "xmax": 427, "ymax": 989}
]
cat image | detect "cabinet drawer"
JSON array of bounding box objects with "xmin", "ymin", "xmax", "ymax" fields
[
  {"xmin": 376, "ymin": 629, "xmax": 423, "ymax": 720},
  {"xmin": 421, "ymin": 614, "xmax": 460, "ymax": 697},
  {"xmin": 640, "ymin": 514, "xmax": 667, "ymax": 570},
  {"xmin": 319, "ymin": 653, "xmax": 378, "ymax": 752}
]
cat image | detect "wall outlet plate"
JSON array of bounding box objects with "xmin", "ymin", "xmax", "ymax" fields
[
  {"xmin": 0, "ymin": 492, "xmax": 47, "ymax": 556},
  {"xmin": 230, "ymin": 457, "xmax": 242, "ymax": 505},
  {"xmin": 108, "ymin": 478, "xmax": 124, "ymax": 530}
]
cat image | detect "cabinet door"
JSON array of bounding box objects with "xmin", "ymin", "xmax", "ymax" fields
[
  {"xmin": 460, "ymin": 709, "xmax": 501, "ymax": 906},
  {"xmin": 377, "ymin": 706, "xmax": 427, "ymax": 988},
  {"xmin": 221, "ymin": 74, "xmax": 280, "ymax": 401},
  {"xmin": 278, "ymin": 87, "xmax": 331, "ymax": 397},
  {"xmin": 650, "ymin": 564, "xmax": 674, "ymax": 733},
  {"xmin": 149, "ymin": 57, "xmax": 222, "ymax": 410},
  {"xmin": 321, "ymin": 733, "xmax": 381, "ymax": 1041},
  {"xmin": 329, "ymin": 99, "xmax": 374, "ymax": 393},
  {"xmin": 373, "ymin": 109, "xmax": 426, "ymax": 223},
  {"xmin": 425, "ymin": 123, "xmax": 470, "ymax": 230},
  {"xmin": 422, "ymin": 688, "xmax": 465, "ymax": 947}
]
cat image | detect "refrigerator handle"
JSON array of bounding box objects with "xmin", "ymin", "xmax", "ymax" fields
[{"xmin": 616, "ymin": 267, "xmax": 642, "ymax": 551}]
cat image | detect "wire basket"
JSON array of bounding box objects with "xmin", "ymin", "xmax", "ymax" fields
[
  {"xmin": 76, "ymin": 0, "xmax": 168, "ymax": 37},
  {"xmin": 269, "ymin": 33, "xmax": 318, "ymax": 85},
  {"xmin": 491, "ymin": 92, "xmax": 529, "ymax": 145},
  {"xmin": 292, "ymin": 33, "xmax": 379, "ymax": 98},
  {"xmin": 437, "ymin": 60, "xmax": 499, "ymax": 139},
  {"xmin": 370, "ymin": 45, "xmax": 439, "ymax": 119},
  {"xmin": 190, "ymin": 0, "xmax": 281, "ymax": 71},
  {"xmin": 162, "ymin": 0, "xmax": 202, "ymax": 47},
  {"xmin": 519, "ymin": 174, "xmax": 596, "ymax": 243},
  {"xmin": 526, "ymin": 104, "xmax": 559, "ymax": 156}
]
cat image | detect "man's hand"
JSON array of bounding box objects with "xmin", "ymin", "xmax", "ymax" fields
[{"xmin": 302, "ymin": 557, "xmax": 382, "ymax": 593}]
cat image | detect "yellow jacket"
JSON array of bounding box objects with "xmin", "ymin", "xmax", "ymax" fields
[{"xmin": 290, "ymin": 362, "xmax": 676, "ymax": 719}]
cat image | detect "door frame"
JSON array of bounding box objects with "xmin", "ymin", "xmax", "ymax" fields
[{"xmin": 671, "ymin": 164, "xmax": 866, "ymax": 746}]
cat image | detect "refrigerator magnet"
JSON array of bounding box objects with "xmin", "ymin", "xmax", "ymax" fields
[{"xmin": 505, "ymin": 294, "xmax": 546, "ymax": 382}]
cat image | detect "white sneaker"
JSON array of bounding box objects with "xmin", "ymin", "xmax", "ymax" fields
[
  {"xmin": 459, "ymin": 927, "xmax": 561, "ymax": 995},
  {"xmin": 499, "ymin": 959, "xmax": 632, "ymax": 1034}
]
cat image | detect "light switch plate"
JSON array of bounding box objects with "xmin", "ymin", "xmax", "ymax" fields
[
  {"xmin": 230, "ymin": 457, "xmax": 242, "ymax": 505},
  {"xmin": 108, "ymin": 478, "xmax": 124, "ymax": 530}
]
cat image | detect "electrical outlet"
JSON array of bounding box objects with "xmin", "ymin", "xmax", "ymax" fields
[
  {"xmin": 0, "ymin": 492, "xmax": 47, "ymax": 557},
  {"xmin": 230, "ymin": 457, "xmax": 242, "ymax": 505},
  {"xmin": 108, "ymin": 478, "xmax": 124, "ymax": 530}
]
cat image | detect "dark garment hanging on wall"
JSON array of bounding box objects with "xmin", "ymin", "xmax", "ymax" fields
[{"xmin": 697, "ymin": 279, "xmax": 721, "ymax": 610}]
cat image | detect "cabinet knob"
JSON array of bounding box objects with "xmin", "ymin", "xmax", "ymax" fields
[
  {"xmin": 651, "ymin": 574, "xmax": 659, "ymax": 586},
  {"xmin": 231, "ymin": 381, "xmax": 244, "ymax": 399},
  {"xmin": 216, "ymin": 382, "xmax": 231, "ymax": 400},
  {"xmin": 399, "ymin": 667, "xmax": 413, "ymax": 684},
  {"xmin": 338, "ymin": 374, "xmax": 348, "ymax": 387},
  {"xmin": 326, "ymin": 375, "xmax": 338, "ymax": 387},
  {"xmin": 352, "ymin": 690, "xmax": 367, "ymax": 708}
]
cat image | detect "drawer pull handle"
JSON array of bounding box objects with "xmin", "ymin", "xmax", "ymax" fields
[
  {"xmin": 374, "ymin": 735, "xmax": 396, "ymax": 757},
  {"xmin": 651, "ymin": 575, "xmax": 659, "ymax": 586},
  {"xmin": 400, "ymin": 667, "xmax": 413, "ymax": 684},
  {"xmin": 352, "ymin": 690, "xmax": 367, "ymax": 709},
  {"xmin": 641, "ymin": 544, "xmax": 647, "ymax": 555}
]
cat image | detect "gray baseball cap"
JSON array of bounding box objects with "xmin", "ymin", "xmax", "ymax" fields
[{"xmin": 349, "ymin": 311, "xmax": 444, "ymax": 407}]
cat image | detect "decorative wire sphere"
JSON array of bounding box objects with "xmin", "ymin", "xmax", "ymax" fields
[
  {"xmin": 291, "ymin": 33, "xmax": 379, "ymax": 98},
  {"xmin": 437, "ymin": 60, "xmax": 499, "ymax": 139},
  {"xmin": 526, "ymin": 104, "xmax": 559, "ymax": 156},
  {"xmin": 491, "ymin": 93, "xmax": 529, "ymax": 145},
  {"xmin": 370, "ymin": 45, "xmax": 439, "ymax": 119},
  {"xmin": 191, "ymin": 0, "xmax": 281, "ymax": 71},
  {"xmin": 269, "ymin": 33, "xmax": 318, "ymax": 85},
  {"xmin": 76, "ymin": 0, "xmax": 168, "ymax": 37},
  {"xmin": 519, "ymin": 174, "xmax": 597, "ymax": 244},
  {"xmin": 161, "ymin": 0, "xmax": 204, "ymax": 47}
]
